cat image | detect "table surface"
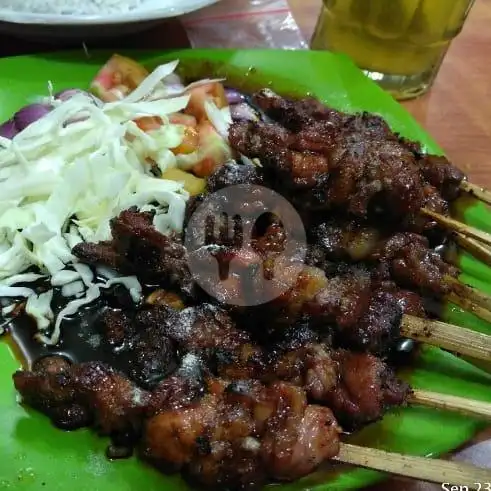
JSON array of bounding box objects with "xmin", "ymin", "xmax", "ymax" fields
[{"xmin": 1, "ymin": 0, "xmax": 490, "ymax": 489}]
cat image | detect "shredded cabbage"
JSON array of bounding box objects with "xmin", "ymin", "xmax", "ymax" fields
[
  {"xmin": 36, "ymin": 285, "xmax": 101, "ymax": 345},
  {"xmin": 61, "ymin": 280, "xmax": 86, "ymax": 298},
  {"xmin": 0, "ymin": 285, "xmax": 34, "ymax": 297},
  {"xmin": 25, "ymin": 290, "xmax": 54, "ymax": 332},
  {"xmin": 51, "ymin": 269, "xmax": 81, "ymax": 287},
  {"xmin": 0, "ymin": 60, "xmax": 199, "ymax": 344},
  {"xmin": 102, "ymin": 276, "xmax": 142, "ymax": 303},
  {"xmin": 204, "ymin": 100, "xmax": 232, "ymax": 139}
]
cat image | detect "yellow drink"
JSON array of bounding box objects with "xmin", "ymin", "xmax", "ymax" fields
[{"xmin": 311, "ymin": 0, "xmax": 476, "ymax": 99}]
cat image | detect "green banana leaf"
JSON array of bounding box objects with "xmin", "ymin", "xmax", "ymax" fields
[{"xmin": 0, "ymin": 49, "xmax": 489, "ymax": 491}]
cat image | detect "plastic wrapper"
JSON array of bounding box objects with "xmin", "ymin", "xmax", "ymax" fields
[{"xmin": 182, "ymin": 0, "xmax": 307, "ymax": 49}]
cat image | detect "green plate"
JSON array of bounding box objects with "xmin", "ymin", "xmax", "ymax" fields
[{"xmin": 0, "ymin": 49, "xmax": 490, "ymax": 491}]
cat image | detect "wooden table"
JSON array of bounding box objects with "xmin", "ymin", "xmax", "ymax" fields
[{"xmin": 0, "ymin": 0, "xmax": 490, "ymax": 489}]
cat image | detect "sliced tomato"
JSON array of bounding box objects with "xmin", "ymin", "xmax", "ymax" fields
[
  {"xmin": 185, "ymin": 82, "xmax": 228, "ymax": 122},
  {"xmin": 192, "ymin": 121, "xmax": 232, "ymax": 177},
  {"xmin": 134, "ymin": 116, "xmax": 163, "ymax": 132},
  {"xmin": 90, "ymin": 54, "xmax": 149, "ymax": 102}
]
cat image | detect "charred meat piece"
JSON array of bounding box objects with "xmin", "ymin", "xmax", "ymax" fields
[
  {"xmin": 253, "ymin": 89, "xmax": 395, "ymax": 144},
  {"xmin": 342, "ymin": 112, "xmax": 394, "ymax": 140},
  {"xmin": 265, "ymin": 345, "xmax": 410, "ymax": 429},
  {"xmin": 72, "ymin": 209, "xmax": 196, "ymax": 298},
  {"xmin": 370, "ymin": 232, "xmax": 458, "ymax": 295},
  {"xmin": 327, "ymin": 132, "xmax": 425, "ymax": 218},
  {"xmin": 171, "ymin": 305, "xmax": 262, "ymax": 379},
  {"xmin": 229, "ymin": 121, "xmax": 330, "ymax": 189},
  {"xmin": 110, "ymin": 209, "xmax": 195, "ymax": 296},
  {"xmin": 99, "ymin": 309, "xmax": 134, "ymax": 348},
  {"xmin": 257, "ymin": 382, "xmax": 341, "ymax": 482},
  {"xmin": 310, "ymin": 220, "xmax": 382, "ymax": 262},
  {"xmin": 254, "ymin": 90, "xmax": 462, "ymax": 201},
  {"xmin": 13, "ymin": 356, "xmax": 91, "ymax": 431},
  {"xmin": 229, "ymin": 119, "xmax": 426, "ymax": 218},
  {"xmin": 253, "ymin": 89, "xmax": 345, "ymax": 131},
  {"xmin": 207, "ymin": 161, "xmax": 264, "ymax": 193},
  {"xmin": 237, "ymin": 91, "xmax": 465, "ymax": 223},
  {"xmin": 72, "ymin": 362, "xmax": 150, "ymax": 438},
  {"xmin": 418, "ymin": 155, "xmax": 465, "ymax": 201},
  {"xmin": 266, "ymin": 343, "xmax": 339, "ymax": 402},
  {"xmin": 126, "ymin": 323, "xmax": 178, "ymax": 390},
  {"xmin": 146, "ymin": 357, "xmax": 208, "ymax": 417},
  {"xmin": 369, "ymin": 232, "xmax": 428, "ymax": 262},
  {"xmin": 97, "ymin": 306, "xmax": 179, "ymax": 390},
  {"xmin": 142, "ymin": 379, "xmax": 341, "ymax": 489},
  {"xmin": 14, "ymin": 358, "xmax": 150, "ymax": 443},
  {"xmin": 287, "ymin": 263, "xmax": 425, "ymax": 354},
  {"xmin": 403, "ymin": 184, "xmax": 449, "ymax": 232},
  {"xmin": 138, "ymin": 303, "xmax": 266, "ymax": 381},
  {"xmin": 339, "ymin": 288, "xmax": 403, "ymax": 354},
  {"xmin": 326, "ymin": 350, "xmax": 411, "ymax": 429},
  {"xmin": 72, "ymin": 240, "xmax": 130, "ymax": 271},
  {"xmin": 390, "ymin": 240, "xmax": 458, "ymax": 296},
  {"xmin": 142, "ymin": 390, "xmax": 221, "ymax": 474},
  {"xmin": 305, "ymin": 266, "xmax": 372, "ymax": 330},
  {"xmin": 310, "ymin": 221, "xmax": 456, "ymax": 299}
]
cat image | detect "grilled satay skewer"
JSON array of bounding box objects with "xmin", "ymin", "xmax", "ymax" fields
[
  {"xmin": 12, "ymin": 354, "xmax": 491, "ymax": 489},
  {"xmin": 306, "ymin": 218, "xmax": 491, "ymax": 315},
  {"xmin": 205, "ymin": 162, "xmax": 491, "ymax": 326},
  {"xmin": 66, "ymin": 208, "xmax": 491, "ymax": 363},
  {"xmin": 130, "ymin": 300, "xmax": 491, "ymax": 421},
  {"xmin": 275, "ymin": 263, "xmax": 491, "ymax": 362},
  {"xmin": 230, "ymin": 90, "xmax": 491, "ymax": 248},
  {"xmin": 304, "ymin": 219, "xmax": 491, "ymax": 322}
]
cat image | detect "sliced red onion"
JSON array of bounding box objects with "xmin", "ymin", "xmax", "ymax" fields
[
  {"xmin": 230, "ymin": 103, "xmax": 260, "ymax": 122},
  {"xmin": 225, "ymin": 87, "xmax": 246, "ymax": 105},
  {"xmin": 0, "ymin": 119, "xmax": 18, "ymax": 139},
  {"xmin": 14, "ymin": 103, "xmax": 53, "ymax": 131}
]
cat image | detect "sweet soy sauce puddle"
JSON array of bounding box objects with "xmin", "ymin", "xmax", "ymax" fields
[{"xmin": 1, "ymin": 280, "xmax": 150, "ymax": 372}]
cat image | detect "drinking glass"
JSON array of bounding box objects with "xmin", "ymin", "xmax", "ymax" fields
[{"xmin": 311, "ymin": 0, "xmax": 476, "ymax": 100}]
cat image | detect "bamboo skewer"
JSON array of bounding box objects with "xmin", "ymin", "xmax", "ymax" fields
[
  {"xmin": 410, "ymin": 389, "xmax": 491, "ymax": 421},
  {"xmin": 445, "ymin": 292, "xmax": 491, "ymax": 325},
  {"xmin": 460, "ymin": 181, "xmax": 491, "ymax": 207},
  {"xmin": 422, "ymin": 208, "xmax": 491, "ymax": 247},
  {"xmin": 335, "ymin": 443, "xmax": 491, "ymax": 488},
  {"xmin": 445, "ymin": 275, "xmax": 491, "ymax": 312},
  {"xmin": 401, "ymin": 315, "xmax": 491, "ymax": 362},
  {"xmin": 454, "ymin": 232, "xmax": 491, "ymax": 268}
]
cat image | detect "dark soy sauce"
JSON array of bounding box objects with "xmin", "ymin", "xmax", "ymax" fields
[{"xmin": 2, "ymin": 281, "xmax": 141, "ymax": 372}]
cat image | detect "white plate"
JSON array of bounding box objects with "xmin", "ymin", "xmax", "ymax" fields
[
  {"xmin": 0, "ymin": 0, "xmax": 219, "ymax": 38},
  {"xmin": 0, "ymin": 0, "xmax": 219, "ymax": 24}
]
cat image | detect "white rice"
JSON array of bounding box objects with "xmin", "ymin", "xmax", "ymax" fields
[{"xmin": 0, "ymin": 0, "xmax": 142, "ymax": 15}]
